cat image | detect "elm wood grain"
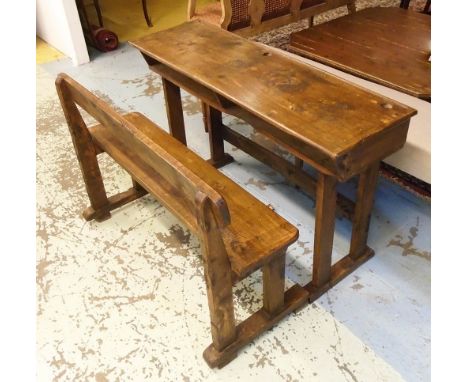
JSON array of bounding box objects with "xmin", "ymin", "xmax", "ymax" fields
[
  {"xmin": 289, "ymin": 7, "xmax": 431, "ymax": 100},
  {"xmin": 204, "ymin": 104, "xmax": 234, "ymax": 168},
  {"xmin": 262, "ymin": 252, "xmax": 286, "ymax": 316},
  {"xmin": 142, "ymin": 60, "xmax": 405, "ymax": 181},
  {"xmin": 162, "ymin": 78, "xmax": 187, "ymax": 145},
  {"xmin": 57, "ymin": 74, "xmax": 306, "ymax": 367},
  {"xmin": 349, "ymin": 162, "xmax": 379, "ymax": 259},
  {"xmin": 312, "ymin": 174, "xmax": 337, "ymax": 287},
  {"xmin": 131, "ymin": 21, "xmax": 416, "ymax": 181},
  {"xmin": 56, "ymin": 74, "xmax": 111, "ymax": 222},
  {"xmin": 143, "ymin": 59, "xmax": 349, "ymax": 178},
  {"xmin": 196, "ymin": 192, "xmax": 237, "ymax": 351},
  {"xmin": 141, "ymin": 56, "xmax": 412, "ymax": 182}
]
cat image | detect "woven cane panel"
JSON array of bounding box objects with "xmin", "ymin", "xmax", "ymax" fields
[
  {"xmin": 263, "ymin": 0, "xmax": 291, "ymax": 20},
  {"xmin": 228, "ymin": 0, "xmax": 327, "ymax": 30},
  {"xmin": 230, "ymin": 0, "xmax": 251, "ymax": 30}
]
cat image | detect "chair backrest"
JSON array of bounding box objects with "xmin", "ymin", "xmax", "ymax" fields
[
  {"xmin": 190, "ymin": 0, "xmax": 356, "ymax": 36},
  {"xmin": 55, "ymin": 73, "xmax": 231, "ymax": 232},
  {"xmin": 228, "ymin": 0, "xmax": 326, "ymax": 30}
]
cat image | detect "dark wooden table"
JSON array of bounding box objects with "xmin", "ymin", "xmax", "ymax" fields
[
  {"xmin": 131, "ymin": 20, "xmax": 416, "ymax": 366},
  {"xmin": 289, "ymin": 7, "xmax": 431, "ymax": 100}
]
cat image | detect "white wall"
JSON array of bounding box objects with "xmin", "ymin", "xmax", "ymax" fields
[{"xmin": 36, "ymin": 0, "xmax": 90, "ymax": 65}]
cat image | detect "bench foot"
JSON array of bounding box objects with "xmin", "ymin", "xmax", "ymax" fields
[
  {"xmin": 305, "ymin": 246, "xmax": 375, "ymax": 302},
  {"xmin": 207, "ymin": 153, "xmax": 234, "ymax": 169},
  {"xmin": 83, "ymin": 208, "xmax": 111, "ymax": 222},
  {"xmin": 82, "ymin": 186, "xmax": 148, "ymax": 222},
  {"xmin": 203, "ymin": 284, "xmax": 308, "ymax": 368}
]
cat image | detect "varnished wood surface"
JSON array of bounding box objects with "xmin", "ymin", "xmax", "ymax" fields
[
  {"xmin": 91, "ymin": 112, "xmax": 298, "ymax": 279},
  {"xmin": 290, "ymin": 7, "xmax": 431, "ymax": 99},
  {"xmin": 131, "ymin": 21, "xmax": 416, "ymax": 180},
  {"xmin": 57, "ymin": 73, "xmax": 307, "ymax": 367}
]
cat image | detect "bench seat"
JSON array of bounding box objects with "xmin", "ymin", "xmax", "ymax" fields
[{"xmin": 90, "ymin": 112, "xmax": 298, "ymax": 279}]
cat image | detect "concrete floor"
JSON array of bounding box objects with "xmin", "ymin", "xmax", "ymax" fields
[{"xmin": 37, "ymin": 44, "xmax": 430, "ymax": 381}]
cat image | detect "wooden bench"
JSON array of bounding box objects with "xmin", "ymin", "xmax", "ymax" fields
[{"xmin": 55, "ymin": 73, "xmax": 308, "ymax": 368}]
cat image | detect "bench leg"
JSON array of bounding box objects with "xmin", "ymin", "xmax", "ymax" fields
[
  {"xmin": 204, "ymin": 104, "xmax": 233, "ymax": 168},
  {"xmin": 78, "ymin": 150, "xmax": 111, "ymax": 222},
  {"xmin": 262, "ymin": 252, "xmax": 285, "ymax": 316},
  {"xmin": 162, "ymin": 78, "xmax": 187, "ymax": 145},
  {"xmin": 349, "ymin": 162, "xmax": 379, "ymax": 259},
  {"xmin": 311, "ymin": 173, "xmax": 337, "ymax": 288},
  {"xmin": 83, "ymin": 177, "xmax": 148, "ymax": 221},
  {"xmin": 203, "ymin": 283, "xmax": 309, "ymax": 368},
  {"xmin": 56, "ymin": 77, "xmax": 111, "ymax": 222},
  {"xmin": 196, "ymin": 195, "xmax": 237, "ymax": 352}
]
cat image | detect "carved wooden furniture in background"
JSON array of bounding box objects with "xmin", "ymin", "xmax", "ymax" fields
[
  {"xmin": 56, "ymin": 73, "xmax": 307, "ymax": 368},
  {"xmin": 187, "ymin": 0, "xmax": 356, "ymax": 36},
  {"xmin": 290, "ymin": 7, "xmax": 431, "ymax": 100},
  {"xmin": 131, "ymin": 20, "xmax": 417, "ymax": 363}
]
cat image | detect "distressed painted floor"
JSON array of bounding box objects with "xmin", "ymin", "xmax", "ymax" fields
[{"xmin": 37, "ymin": 44, "xmax": 430, "ymax": 381}]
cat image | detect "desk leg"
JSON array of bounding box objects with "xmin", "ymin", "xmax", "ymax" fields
[
  {"xmin": 204, "ymin": 104, "xmax": 233, "ymax": 168},
  {"xmin": 162, "ymin": 78, "xmax": 187, "ymax": 145},
  {"xmin": 350, "ymin": 163, "xmax": 380, "ymax": 259},
  {"xmin": 311, "ymin": 173, "xmax": 337, "ymax": 288}
]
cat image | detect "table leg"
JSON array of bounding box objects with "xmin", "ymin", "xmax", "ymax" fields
[
  {"xmin": 349, "ymin": 162, "xmax": 380, "ymax": 259},
  {"xmin": 204, "ymin": 104, "xmax": 233, "ymax": 168},
  {"xmin": 162, "ymin": 78, "xmax": 187, "ymax": 145},
  {"xmin": 311, "ymin": 173, "xmax": 337, "ymax": 288}
]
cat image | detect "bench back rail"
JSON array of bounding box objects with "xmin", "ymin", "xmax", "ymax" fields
[{"xmin": 56, "ymin": 74, "xmax": 230, "ymax": 232}]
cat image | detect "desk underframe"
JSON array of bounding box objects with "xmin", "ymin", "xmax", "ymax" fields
[{"xmin": 144, "ymin": 54, "xmax": 379, "ymax": 367}]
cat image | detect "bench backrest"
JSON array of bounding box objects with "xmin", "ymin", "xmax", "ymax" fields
[
  {"xmin": 55, "ymin": 73, "xmax": 231, "ymax": 233},
  {"xmin": 189, "ymin": 0, "xmax": 356, "ymax": 36}
]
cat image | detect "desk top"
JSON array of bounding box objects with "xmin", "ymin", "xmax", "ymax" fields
[
  {"xmin": 290, "ymin": 7, "xmax": 431, "ymax": 100},
  {"xmin": 131, "ymin": 21, "xmax": 416, "ymax": 179}
]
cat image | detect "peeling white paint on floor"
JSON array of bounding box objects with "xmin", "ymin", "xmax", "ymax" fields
[{"xmin": 37, "ymin": 44, "xmax": 430, "ymax": 381}]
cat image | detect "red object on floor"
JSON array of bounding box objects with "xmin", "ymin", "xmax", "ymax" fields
[{"xmin": 91, "ymin": 25, "xmax": 119, "ymax": 52}]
